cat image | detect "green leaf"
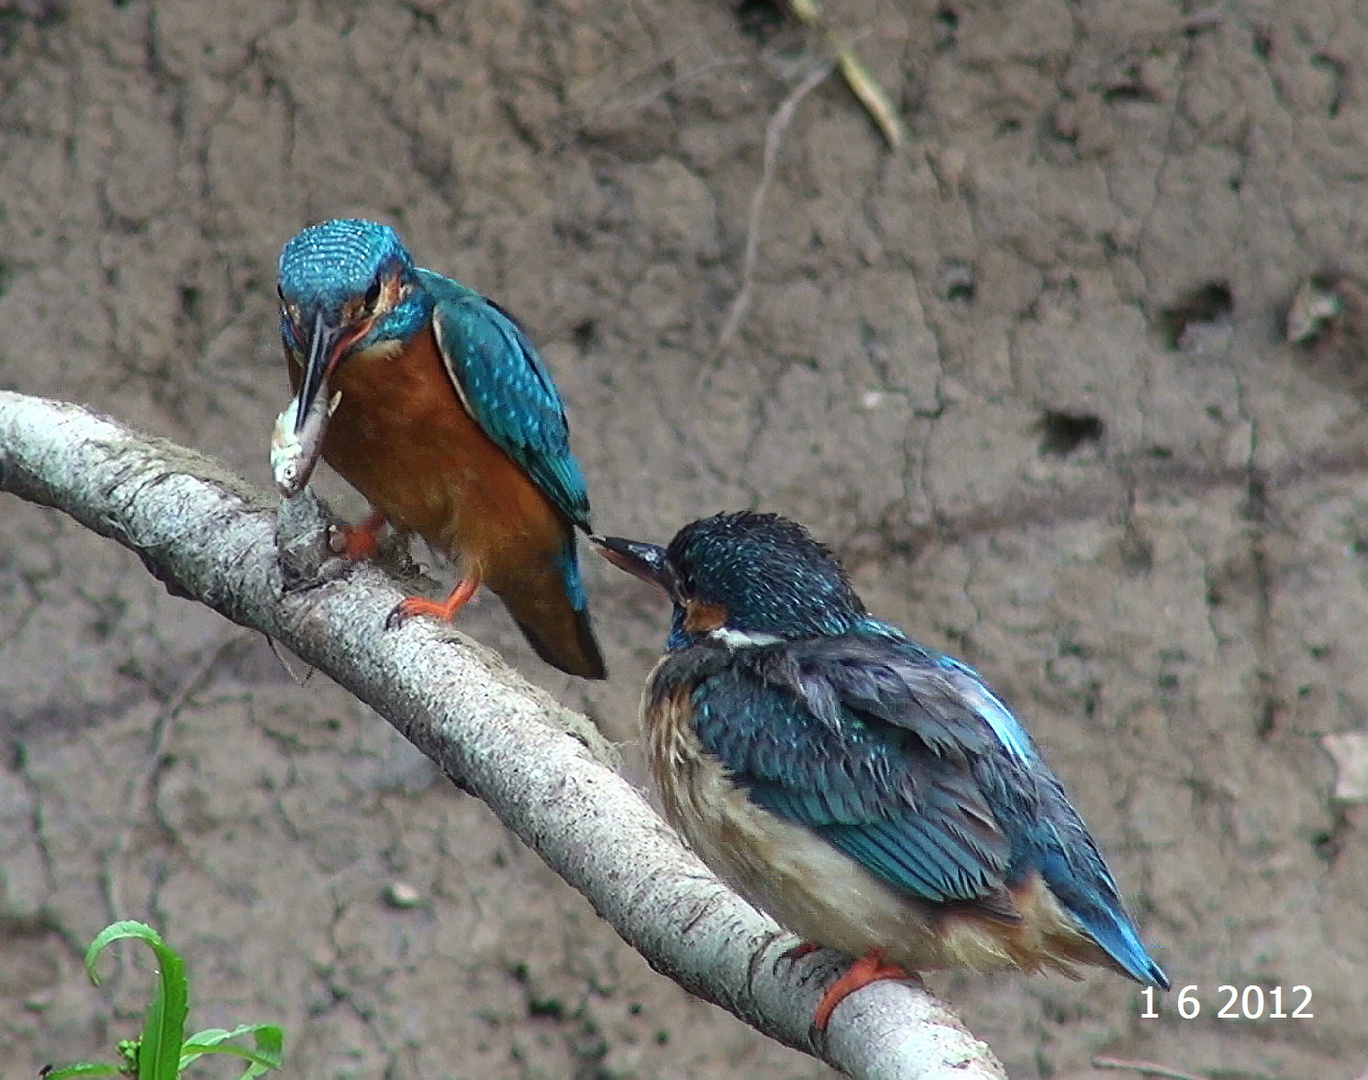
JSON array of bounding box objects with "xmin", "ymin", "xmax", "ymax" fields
[
  {"xmin": 180, "ymin": 1025, "xmax": 284, "ymax": 1077},
  {"xmin": 116, "ymin": 1038, "xmax": 139, "ymax": 1073},
  {"xmin": 83, "ymin": 922, "xmax": 188, "ymax": 1080},
  {"xmin": 40, "ymin": 1064, "xmax": 126, "ymax": 1079}
]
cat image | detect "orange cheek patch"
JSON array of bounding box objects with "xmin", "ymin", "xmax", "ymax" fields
[
  {"xmin": 684, "ymin": 599, "xmax": 728, "ymax": 635},
  {"xmin": 336, "ymin": 315, "xmax": 377, "ymax": 358}
]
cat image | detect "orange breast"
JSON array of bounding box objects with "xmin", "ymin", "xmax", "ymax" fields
[{"xmin": 289, "ymin": 326, "xmax": 573, "ymax": 591}]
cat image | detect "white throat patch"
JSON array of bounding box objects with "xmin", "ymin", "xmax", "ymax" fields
[
  {"xmin": 351, "ymin": 338, "xmax": 405, "ymax": 362},
  {"xmin": 708, "ymin": 626, "xmax": 784, "ymax": 648}
]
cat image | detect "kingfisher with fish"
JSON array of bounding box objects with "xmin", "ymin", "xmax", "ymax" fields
[{"xmin": 271, "ymin": 218, "xmax": 606, "ymax": 680}]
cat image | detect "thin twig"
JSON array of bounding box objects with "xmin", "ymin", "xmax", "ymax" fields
[
  {"xmin": 786, "ymin": 0, "xmax": 906, "ymax": 149},
  {"xmin": 1092, "ymin": 1054, "xmax": 1207, "ymax": 1080},
  {"xmin": 717, "ymin": 63, "xmax": 833, "ymax": 352}
]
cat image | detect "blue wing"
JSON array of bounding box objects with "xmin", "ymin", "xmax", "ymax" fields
[
  {"xmin": 419, "ymin": 269, "xmax": 591, "ymax": 530},
  {"xmin": 682, "ymin": 631, "xmax": 1166, "ymax": 983},
  {"xmin": 688, "ymin": 635, "xmax": 1018, "ymax": 909}
]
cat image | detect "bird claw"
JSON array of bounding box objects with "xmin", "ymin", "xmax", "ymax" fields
[
  {"xmin": 810, "ymin": 949, "xmax": 911, "ymax": 1032},
  {"xmin": 330, "ymin": 525, "xmax": 380, "ymax": 561},
  {"xmin": 773, "ymin": 940, "xmax": 822, "ymax": 979},
  {"xmin": 384, "ymin": 598, "xmax": 424, "ymax": 630},
  {"xmin": 329, "ymin": 511, "xmax": 386, "ymax": 561},
  {"xmin": 384, "ymin": 577, "xmax": 480, "ymax": 631}
]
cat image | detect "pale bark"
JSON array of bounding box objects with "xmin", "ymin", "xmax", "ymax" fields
[{"xmin": 0, "ymin": 390, "xmax": 1007, "ymax": 1080}]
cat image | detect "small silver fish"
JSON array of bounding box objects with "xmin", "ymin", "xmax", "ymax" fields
[{"xmin": 271, "ymin": 390, "xmax": 339, "ymax": 498}]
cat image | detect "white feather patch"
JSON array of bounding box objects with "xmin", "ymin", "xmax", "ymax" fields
[{"xmin": 708, "ymin": 626, "xmax": 784, "ymax": 648}]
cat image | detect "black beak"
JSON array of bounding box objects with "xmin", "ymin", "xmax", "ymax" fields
[
  {"xmin": 591, "ymin": 535, "xmax": 678, "ymax": 598},
  {"xmin": 295, "ymin": 309, "xmax": 344, "ymax": 435}
]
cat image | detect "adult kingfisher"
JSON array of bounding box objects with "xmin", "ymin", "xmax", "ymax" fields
[
  {"xmin": 593, "ymin": 511, "xmax": 1168, "ymax": 1027},
  {"xmin": 274, "ymin": 218, "xmax": 606, "ymax": 679}
]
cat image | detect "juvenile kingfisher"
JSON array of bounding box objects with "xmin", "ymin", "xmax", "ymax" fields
[
  {"xmin": 594, "ymin": 512, "xmax": 1168, "ymax": 1028},
  {"xmin": 274, "ymin": 218, "xmax": 606, "ymax": 679}
]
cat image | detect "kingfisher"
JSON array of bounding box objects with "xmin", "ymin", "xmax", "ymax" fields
[
  {"xmin": 593, "ymin": 512, "xmax": 1168, "ymax": 1029},
  {"xmin": 274, "ymin": 218, "xmax": 606, "ymax": 680}
]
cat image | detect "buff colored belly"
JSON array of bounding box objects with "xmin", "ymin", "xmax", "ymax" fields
[{"xmin": 645, "ymin": 679, "xmax": 1115, "ymax": 978}]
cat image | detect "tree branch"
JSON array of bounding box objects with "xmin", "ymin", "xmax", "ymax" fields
[{"xmin": 0, "ymin": 390, "xmax": 1007, "ymax": 1080}]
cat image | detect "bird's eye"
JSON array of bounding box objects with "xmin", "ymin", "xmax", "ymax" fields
[{"xmin": 363, "ymin": 278, "xmax": 383, "ymax": 312}]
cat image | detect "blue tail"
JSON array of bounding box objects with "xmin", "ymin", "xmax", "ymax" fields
[
  {"xmin": 1081, "ymin": 901, "xmax": 1170, "ymax": 989},
  {"xmin": 1033, "ymin": 843, "xmax": 1169, "ymax": 989}
]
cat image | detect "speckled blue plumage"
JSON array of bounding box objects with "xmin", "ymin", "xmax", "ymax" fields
[
  {"xmin": 662, "ymin": 512, "xmax": 862, "ymax": 646},
  {"xmin": 648, "ymin": 511, "xmax": 1169, "ymax": 988},
  {"xmin": 276, "ymin": 219, "xmax": 591, "ymax": 537},
  {"xmin": 279, "ymin": 219, "xmax": 431, "ymax": 350}
]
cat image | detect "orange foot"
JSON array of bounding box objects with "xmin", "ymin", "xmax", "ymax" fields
[
  {"xmin": 812, "ymin": 948, "xmax": 914, "ymax": 1031},
  {"xmin": 330, "ymin": 510, "xmax": 387, "ymax": 561},
  {"xmin": 385, "ymin": 574, "xmax": 480, "ymax": 630},
  {"xmin": 782, "ymin": 942, "xmax": 822, "ymax": 963}
]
